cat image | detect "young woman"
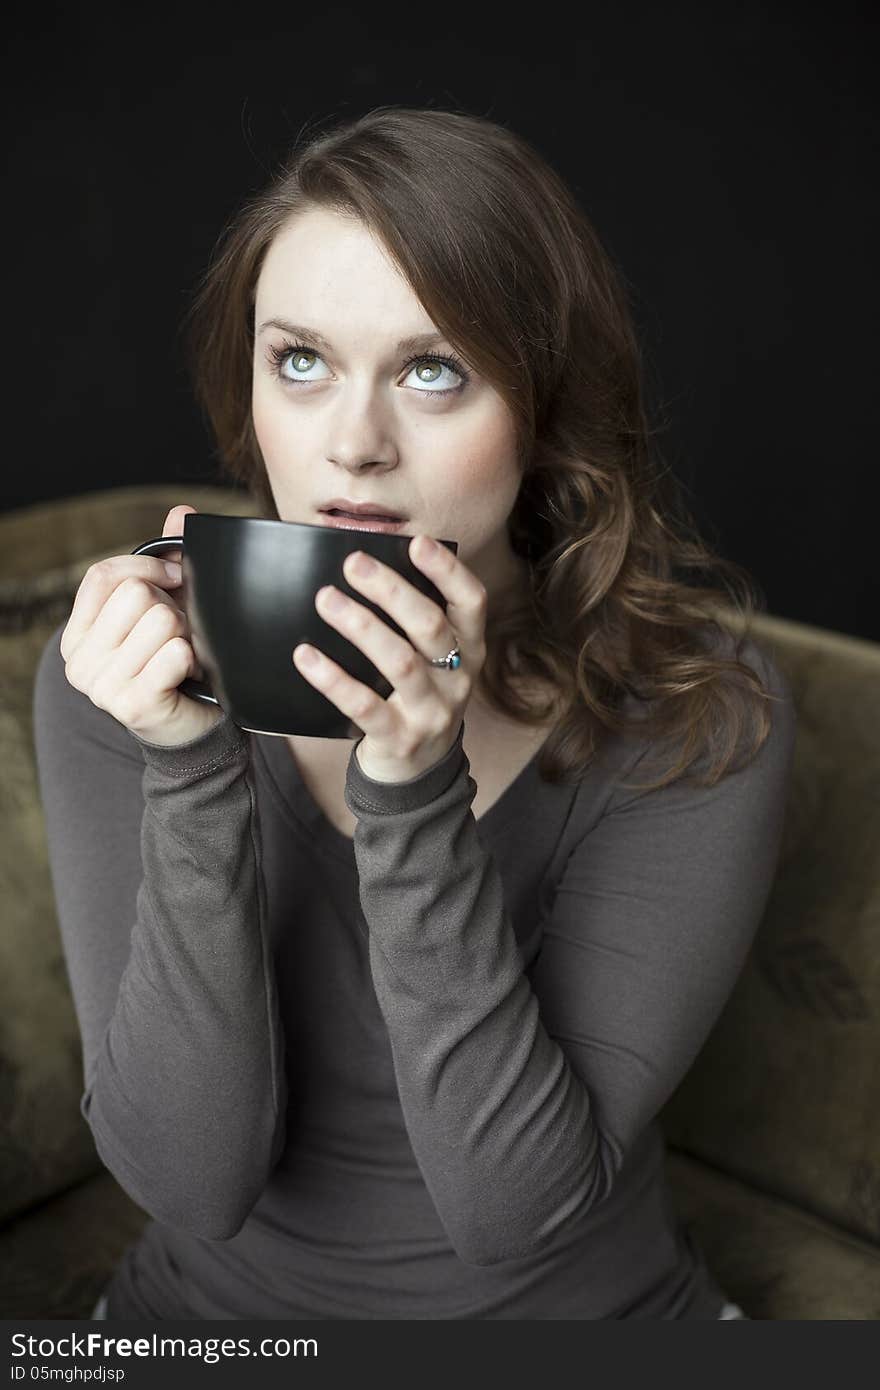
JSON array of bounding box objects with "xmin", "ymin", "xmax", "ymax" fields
[{"xmin": 34, "ymin": 106, "xmax": 795, "ymax": 1319}]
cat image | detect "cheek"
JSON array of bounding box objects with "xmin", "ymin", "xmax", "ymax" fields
[
  {"xmin": 250, "ymin": 384, "xmax": 271, "ymax": 451},
  {"xmin": 439, "ymin": 409, "xmax": 520, "ymax": 502},
  {"xmin": 251, "ymin": 384, "xmax": 294, "ymax": 463}
]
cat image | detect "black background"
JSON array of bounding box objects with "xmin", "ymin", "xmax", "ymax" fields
[{"xmin": 3, "ymin": 4, "xmax": 876, "ymax": 639}]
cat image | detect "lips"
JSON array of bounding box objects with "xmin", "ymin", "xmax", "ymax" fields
[
  {"xmin": 325, "ymin": 508, "xmax": 401, "ymax": 521},
  {"xmin": 319, "ymin": 510, "xmax": 407, "ymax": 533},
  {"xmin": 317, "ymin": 498, "xmax": 408, "ymax": 533},
  {"xmin": 320, "ymin": 499, "xmax": 407, "ymax": 520}
]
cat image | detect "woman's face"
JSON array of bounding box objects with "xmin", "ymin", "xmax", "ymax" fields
[{"xmin": 251, "ymin": 206, "xmax": 527, "ymax": 603}]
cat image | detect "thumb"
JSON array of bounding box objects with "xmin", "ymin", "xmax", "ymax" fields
[
  {"xmin": 160, "ymin": 504, "xmax": 198, "ymax": 563},
  {"xmin": 162, "ymin": 503, "xmax": 197, "ymax": 538}
]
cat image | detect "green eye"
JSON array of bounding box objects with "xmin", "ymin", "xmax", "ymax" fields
[
  {"xmin": 407, "ymin": 358, "xmax": 466, "ymax": 394},
  {"xmin": 289, "ymin": 351, "xmax": 317, "ymax": 374},
  {"xmin": 266, "ymin": 341, "xmax": 329, "ymax": 381}
]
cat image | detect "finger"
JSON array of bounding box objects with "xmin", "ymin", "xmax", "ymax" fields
[
  {"xmin": 292, "ymin": 643, "xmax": 393, "ymax": 738},
  {"xmin": 70, "ymin": 576, "xmax": 183, "ymax": 677},
  {"xmin": 61, "ymin": 557, "xmax": 184, "ymax": 660},
  {"xmin": 159, "ymin": 503, "xmax": 199, "ymax": 568},
  {"xmin": 95, "ymin": 601, "xmax": 188, "ymax": 696},
  {"xmin": 340, "ymin": 548, "xmax": 461, "ymax": 666},
  {"xmin": 131, "ymin": 633, "xmax": 197, "ymax": 699},
  {"xmin": 406, "ymin": 535, "xmax": 487, "ymax": 648},
  {"xmin": 314, "ymin": 586, "xmax": 452, "ymax": 712}
]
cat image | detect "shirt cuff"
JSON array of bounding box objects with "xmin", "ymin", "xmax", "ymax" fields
[
  {"xmin": 344, "ymin": 720, "xmax": 467, "ymax": 816},
  {"xmin": 126, "ymin": 707, "xmax": 248, "ymax": 779}
]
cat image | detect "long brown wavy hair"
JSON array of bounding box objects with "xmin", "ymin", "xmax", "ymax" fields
[{"xmin": 181, "ymin": 104, "xmax": 783, "ymax": 792}]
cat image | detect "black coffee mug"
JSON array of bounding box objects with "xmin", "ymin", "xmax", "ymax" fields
[{"xmin": 131, "ymin": 513, "xmax": 458, "ymax": 738}]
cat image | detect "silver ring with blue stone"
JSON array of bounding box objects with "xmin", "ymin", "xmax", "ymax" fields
[{"xmin": 428, "ymin": 637, "xmax": 462, "ymax": 671}]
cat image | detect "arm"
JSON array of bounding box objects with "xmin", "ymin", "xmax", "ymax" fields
[
  {"xmin": 343, "ymin": 638, "xmax": 796, "ymax": 1266},
  {"xmin": 32, "ymin": 624, "xmax": 287, "ymax": 1240}
]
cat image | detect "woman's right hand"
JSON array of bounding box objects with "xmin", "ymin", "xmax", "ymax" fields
[{"xmin": 59, "ymin": 504, "xmax": 224, "ymax": 747}]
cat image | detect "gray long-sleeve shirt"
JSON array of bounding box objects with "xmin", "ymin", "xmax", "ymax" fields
[{"xmin": 32, "ymin": 619, "xmax": 796, "ymax": 1319}]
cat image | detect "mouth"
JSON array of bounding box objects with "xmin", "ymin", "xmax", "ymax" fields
[{"xmin": 318, "ymin": 507, "xmax": 407, "ymax": 534}]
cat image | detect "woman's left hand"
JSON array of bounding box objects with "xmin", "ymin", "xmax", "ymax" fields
[{"xmin": 292, "ymin": 534, "xmax": 487, "ymax": 783}]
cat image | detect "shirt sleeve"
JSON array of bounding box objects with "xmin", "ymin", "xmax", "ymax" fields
[
  {"xmin": 343, "ymin": 637, "xmax": 797, "ymax": 1266},
  {"xmin": 32, "ymin": 624, "xmax": 287, "ymax": 1240}
]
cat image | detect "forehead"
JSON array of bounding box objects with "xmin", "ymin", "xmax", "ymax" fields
[{"xmin": 255, "ymin": 207, "xmax": 430, "ymax": 327}]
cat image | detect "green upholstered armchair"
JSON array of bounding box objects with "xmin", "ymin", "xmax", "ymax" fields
[{"xmin": 1, "ymin": 485, "xmax": 878, "ymax": 1320}]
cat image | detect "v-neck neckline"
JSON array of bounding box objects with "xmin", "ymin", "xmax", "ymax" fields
[{"xmin": 251, "ymin": 726, "xmax": 547, "ymax": 863}]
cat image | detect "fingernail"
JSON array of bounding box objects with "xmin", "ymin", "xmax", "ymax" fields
[
  {"xmin": 164, "ymin": 561, "xmax": 182, "ymax": 581},
  {"xmin": 349, "ymin": 550, "xmax": 376, "ymax": 577}
]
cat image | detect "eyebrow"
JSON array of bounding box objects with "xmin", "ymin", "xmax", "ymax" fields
[{"xmin": 256, "ymin": 317, "xmax": 451, "ymax": 357}]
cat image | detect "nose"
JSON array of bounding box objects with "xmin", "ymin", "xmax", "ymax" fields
[{"xmin": 324, "ymin": 383, "xmax": 399, "ymax": 474}]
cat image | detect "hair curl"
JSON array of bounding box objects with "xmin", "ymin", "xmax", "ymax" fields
[{"xmin": 181, "ymin": 104, "xmax": 783, "ymax": 793}]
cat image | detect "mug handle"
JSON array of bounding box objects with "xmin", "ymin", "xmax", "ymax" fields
[{"xmin": 130, "ymin": 536, "xmax": 219, "ymax": 708}]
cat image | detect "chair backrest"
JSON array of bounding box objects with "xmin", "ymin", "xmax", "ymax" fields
[{"xmin": 659, "ymin": 610, "xmax": 880, "ymax": 1247}]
